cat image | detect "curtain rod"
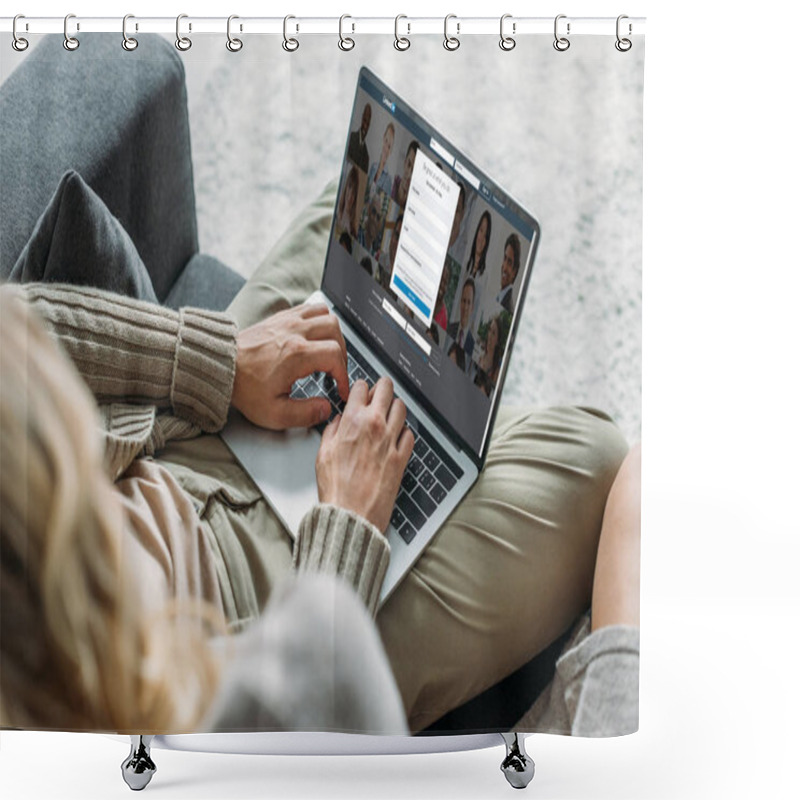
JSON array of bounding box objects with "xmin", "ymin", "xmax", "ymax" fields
[{"xmin": 2, "ymin": 16, "xmax": 646, "ymax": 37}]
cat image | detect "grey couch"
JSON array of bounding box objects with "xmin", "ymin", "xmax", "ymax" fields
[{"xmin": 0, "ymin": 33, "xmax": 244, "ymax": 309}]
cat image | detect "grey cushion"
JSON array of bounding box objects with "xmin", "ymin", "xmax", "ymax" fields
[
  {"xmin": 9, "ymin": 170, "xmax": 158, "ymax": 303},
  {"xmin": 164, "ymin": 253, "xmax": 245, "ymax": 311},
  {"xmin": 0, "ymin": 34, "xmax": 198, "ymax": 301}
]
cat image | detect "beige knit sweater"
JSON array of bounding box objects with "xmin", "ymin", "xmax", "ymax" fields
[{"xmin": 15, "ymin": 284, "xmax": 390, "ymax": 617}]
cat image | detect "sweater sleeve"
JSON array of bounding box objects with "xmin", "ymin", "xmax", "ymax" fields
[
  {"xmin": 293, "ymin": 504, "xmax": 391, "ymax": 617},
  {"xmin": 19, "ymin": 283, "xmax": 238, "ymax": 432}
]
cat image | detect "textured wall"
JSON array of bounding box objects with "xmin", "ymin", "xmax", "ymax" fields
[{"xmin": 183, "ymin": 34, "xmax": 642, "ymax": 442}]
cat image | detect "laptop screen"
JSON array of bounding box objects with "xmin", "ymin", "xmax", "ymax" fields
[{"xmin": 323, "ymin": 67, "xmax": 539, "ymax": 462}]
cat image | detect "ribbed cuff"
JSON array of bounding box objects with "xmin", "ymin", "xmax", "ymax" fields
[
  {"xmin": 21, "ymin": 285, "xmax": 237, "ymax": 432},
  {"xmin": 99, "ymin": 403, "xmax": 157, "ymax": 479},
  {"xmin": 171, "ymin": 308, "xmax": 238, "ymax": 432},
  {"xmin": 293, "ymin": 504, "xmax": 390, "ymax": 617}
]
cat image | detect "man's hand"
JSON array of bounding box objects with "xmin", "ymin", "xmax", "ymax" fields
[
  {"xmin": 231, "ymin": 303, "xmax": 350, "ymax": 430},
  {"xmin": 316, "ymin": 377, "xmax": 415, "ymax": 532}
]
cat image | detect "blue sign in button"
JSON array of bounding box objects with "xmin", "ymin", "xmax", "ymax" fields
[{"xmin": 392, "ymin": 276, "xmax": 431, "ymax": 319}]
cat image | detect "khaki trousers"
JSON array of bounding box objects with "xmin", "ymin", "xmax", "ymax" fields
[{"xmin": 159, "ymin": 180, "xmax": 628, "ymax": 732}]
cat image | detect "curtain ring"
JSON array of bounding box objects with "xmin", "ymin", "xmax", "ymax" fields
[
  {"xmin": 283, "ymin": 15, "xmax": 299, "ymax": 52},
  {"xmin": 443, "ymin": 14, "xmax": 460, "ymax": 51},
  {"xmin": 394, "ymin": 14, "xmax": 410, "ymax": 51},
  {"xmin": 175, "ymin": 14, "xmax": 192, "ymax": 51},
  {"xmin": 12, "ymin": 15, "xmax": 29, "ymax": 52},
  {"xmin": 615, "ymin": 15, "xmax": 632, "ymax": 52},
  {"xmin": 122, "ymin": 14, "xmax": 138, "ymax": 51},
  {"xmin": 63, "ymin": 13, "xmax": 79, "ymax": 51},
  {"xmin": 338, "ymin": 14, "xmax": 355, "ymax": 51},
  {"xmin": 553, "ymin": 14, "xmax": 570, "ymax": 52},
  {"xmin": 499, "ymin": 14, "xmax": 516, "ymax": 51},
  {"xmin": 226, "ymin": 15, "xmax": 243, "ymax": 52}
]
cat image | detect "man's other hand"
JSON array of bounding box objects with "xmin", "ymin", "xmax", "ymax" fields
[{"xmin": 315, "ymin": 377, "xmax": 414, "ymax": 532}]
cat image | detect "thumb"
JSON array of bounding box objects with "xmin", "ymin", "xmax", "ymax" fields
[{"xmin": 277, "ymin": 396, "xmax": 331, "ymax": 429}]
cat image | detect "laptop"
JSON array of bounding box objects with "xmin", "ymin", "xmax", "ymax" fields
[{"xmin": 222, "ymin": 67, "xmax": 541, "ymax": 607}]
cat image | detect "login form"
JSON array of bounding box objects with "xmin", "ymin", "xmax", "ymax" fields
[{"xmin": 390, "ymin": 150, "xmax": 459, "ymax": 327}]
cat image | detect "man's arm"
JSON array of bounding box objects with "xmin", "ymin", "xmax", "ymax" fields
[
  {"xmin": 19, "ymin": 283, "xmax": 237, "ymax": 432},
  {"xmin": 294, "ymin": 377, "xmax": 415, "ymax": 616},
  {"xmin": 17, "ymin": 283, "xmax": 353, "ymax": 434}
]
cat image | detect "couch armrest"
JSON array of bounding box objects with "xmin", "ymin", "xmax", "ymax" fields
[
  {"xmin": 0, "ymin": 34, "xmax": 198, "ymax": 302},
  {"xmin": 164, "ymin": 253, "xmax": 245, "ymax": 311}
]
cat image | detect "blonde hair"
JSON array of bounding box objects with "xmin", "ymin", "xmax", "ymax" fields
[{"xmin": 0, "ymin": 289, "xmax": 220, "ymax": 733}]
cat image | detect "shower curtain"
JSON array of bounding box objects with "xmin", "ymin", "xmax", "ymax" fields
[{"xmin": 0, "ymin": 19, "xmax": 643, "ymax": 746}]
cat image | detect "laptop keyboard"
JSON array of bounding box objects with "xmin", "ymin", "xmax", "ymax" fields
[{"xmin": 290, "ymin": 338, "xmax": 463, "ymax": 544}]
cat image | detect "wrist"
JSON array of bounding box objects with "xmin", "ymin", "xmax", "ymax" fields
[{"xmin": 317, "ymin": 487, "xmax": 370, "ymax": 530}]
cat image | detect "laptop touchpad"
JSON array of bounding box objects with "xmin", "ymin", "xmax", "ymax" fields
[{"xmin": 221, "ymin": 411, "xmax": 320, "ymax": 538}]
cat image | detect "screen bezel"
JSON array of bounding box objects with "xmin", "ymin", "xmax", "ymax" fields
[{"xmin": 322, "ymin": 66, "xmax": 541, "ymax": 470}]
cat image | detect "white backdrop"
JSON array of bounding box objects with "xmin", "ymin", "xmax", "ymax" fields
[{"xmin": 1, "ymin": 1, "xmax": 799, "ymax": 799}]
